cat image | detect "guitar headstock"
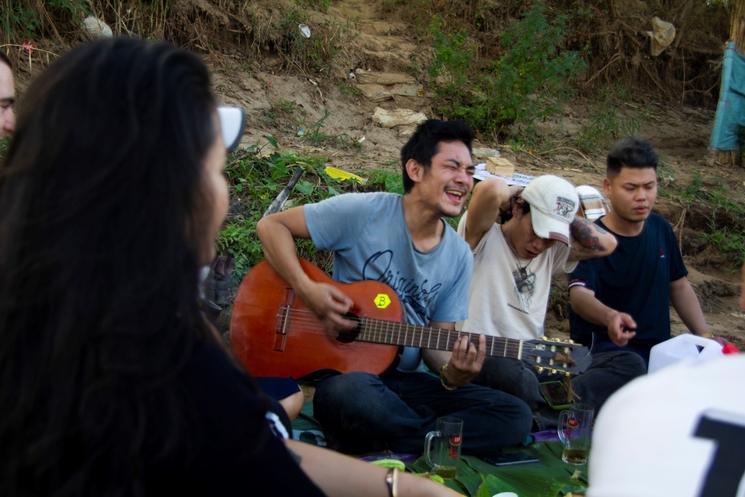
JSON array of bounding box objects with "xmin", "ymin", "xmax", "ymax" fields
[{"xmin": 523, "ymin": 337, "xmax": 591, "ymax": 376}]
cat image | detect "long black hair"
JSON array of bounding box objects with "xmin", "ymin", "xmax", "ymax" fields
[{"xmin": 0, "ymin": 38, "xmax": 222, "ymax": 496}]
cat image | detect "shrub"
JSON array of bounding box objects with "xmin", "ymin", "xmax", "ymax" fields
[{"xmin": 430, "ymin": 2, "xmax": 585, "ymax": 138}]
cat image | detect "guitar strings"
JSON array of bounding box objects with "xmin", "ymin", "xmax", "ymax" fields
[
  {"xmin": 258, "ymin": 307, "xmax": 580, "ymax": 370},
  {"xmin": 276, "ymin": 307, "xmax": 542, "ymax": 354}
]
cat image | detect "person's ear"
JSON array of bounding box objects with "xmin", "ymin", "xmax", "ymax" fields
[
  {"xmin": 512, "ymin": 197, "xmax": 524, "ymax": 217},
  {"xmin": 405, "ymin": 159, "xmax": 424, "ymax": 185},
  {"xmin": 603, "ymin": 177, "xmax": 611, "ymax": 196}
]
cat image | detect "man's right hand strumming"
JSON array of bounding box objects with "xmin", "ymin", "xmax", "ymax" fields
[{"xmin": 298, "ymin": 280, "xmax": 357, "ymax": 338}]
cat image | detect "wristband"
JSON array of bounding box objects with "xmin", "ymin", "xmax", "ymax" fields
[
  {"xmin": 439, "ymin": 363, "xmax": 458, "ymax": 391},
  {"xmin": 384, "ymin": 467, "xmax": 399, "ymax": 497}
]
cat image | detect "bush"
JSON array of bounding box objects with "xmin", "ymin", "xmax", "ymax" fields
[{"xmin": 430, "ymin": 2, "xmax": 585, "ymax": 138}]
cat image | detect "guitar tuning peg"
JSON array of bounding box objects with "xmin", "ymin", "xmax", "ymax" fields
[
  {"xmin": 549, "ymin": 368, "xmax": 557, "ymax": 375},
  {"xmin": 564, "ymin": 371, "xmax": 571, "ymax": 377},
  {"xmin": 541, "ymin": 335, "xmax": 547, "ymax": 340},
  {"xmin": 536, "ymin": 366, "xmax": 544, "ymax": 374}
]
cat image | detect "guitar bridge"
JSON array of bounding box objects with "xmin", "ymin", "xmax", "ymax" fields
[{"xmin": 273, "ymin": 288, "xmax": 296, "ymax": 352}]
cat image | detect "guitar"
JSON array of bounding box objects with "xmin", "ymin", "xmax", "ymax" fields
[{"xmin": 230, "ymin": 259, "xmax": 591, "ymax": 379}]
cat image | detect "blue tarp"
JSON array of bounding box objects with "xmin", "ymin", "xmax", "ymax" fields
[{"xmin": 711, "ymin": 41, "xmax": 745, "ymax": 151}]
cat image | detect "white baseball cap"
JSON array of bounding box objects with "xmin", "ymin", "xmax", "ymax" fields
[
  {"xmin": 520, "ymin": 175, "xmax": 578, "ymax": 246},
  {"xmin": 217, "ymin": 106, "xmax": 246, "ymax": 152}
]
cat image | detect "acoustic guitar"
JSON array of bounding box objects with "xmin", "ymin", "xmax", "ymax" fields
[{"xmin": 230, "ymin": 259, "xmax": 591, "ymax": 379}]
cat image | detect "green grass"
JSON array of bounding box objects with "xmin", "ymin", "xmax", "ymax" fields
[
  {"xmin": 301, "ymin": 111, "xmax": 363, "ymax": 151},
  {"xmin": 575, "ymin": 85, "xmax": 649, "ymax": 153},
  {"xmin": 664, "ymin": 172, "xmax": 745, "ymax": 263},
  {"xmin": 338, "ymin": 82, "xmax": 362, "ymax": 98},
  {"xmin": 218, "ymin": 146, "xmax": 403, "ymax": 281},
  {"xmin": 261, "ymin": 99, "xmax": 304, "ymax": 128},
  {"xmin": 428, "ymin": 2, "xmax": 585, "ymax": 138}
]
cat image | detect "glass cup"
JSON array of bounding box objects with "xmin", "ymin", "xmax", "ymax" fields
[
  {"xmin": 557, "ymin": 404, "xmax": 593, "ymax": 465},
  {"xmin": 424, "ymin": 416, "xmax": 463, "ymax": 479}
]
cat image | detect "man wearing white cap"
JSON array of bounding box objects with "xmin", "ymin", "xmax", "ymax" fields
[{"xmin": 458, "ymin": 174, "xmax": 645, "ymax": 413}]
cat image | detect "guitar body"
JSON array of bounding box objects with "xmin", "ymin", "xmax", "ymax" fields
[{"xmin": 230, "ymin": 260, "xmax": 403, "ymax": 379}]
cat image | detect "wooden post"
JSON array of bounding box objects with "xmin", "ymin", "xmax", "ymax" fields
[
  {"xmin": 732, "ymin": 0, "xmax": 745, "ymax": 56},
  {"xmin": 719, "ymin": 1, "xmax": 745, "ymax": 166}
]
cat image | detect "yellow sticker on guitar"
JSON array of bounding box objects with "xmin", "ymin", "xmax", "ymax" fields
[{"xmin": 374, "ymin": 293, "xmax": 391, "ymax": 309}]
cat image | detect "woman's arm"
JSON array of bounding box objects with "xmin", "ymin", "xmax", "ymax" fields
[{"xmin": 286, "ymin": 440, "xmax": 463, "ymax": 497}]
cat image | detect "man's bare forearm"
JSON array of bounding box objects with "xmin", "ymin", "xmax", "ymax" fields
[
  {"xmin": 569, "ymin": 286, "xmax": 616, "ymax": 327},
  {"xmin": 670, "ymin": 277, "xmax": 709, "ymax": 336},
  {"xmin": 256, "ymin": 208, "xmax": 312, "ymax": 292}
]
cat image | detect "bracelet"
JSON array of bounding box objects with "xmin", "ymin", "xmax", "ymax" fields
[
  {"xmin": 384, "ymin": 467, "xmax": 399, "ymax": 497},
  {"xmin": 439, "ymin": 363, "xmax": 458, "ymax": 391}
]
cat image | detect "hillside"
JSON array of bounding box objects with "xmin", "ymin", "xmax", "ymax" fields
[{"xmin": 3, "ymin": 0, "xmax": 744, "ymax": 345}]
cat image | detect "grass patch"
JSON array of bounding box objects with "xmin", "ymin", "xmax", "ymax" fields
[
  {"xmin": 338, "ymin": 82, "xmax": 362, "ymax": 98},
  {"xmin": 301, "ymin": 111, "xmax": 363, "ymax": 151},
  {"xmin": 429, "ymin": 2, "xmax": 585, "ymax": 139},
  {"xmin": 261, "ymin": 99, "xmax": 304, "ymax": 128},
  {"xmin": 575, "ymin": 85, "xmax": 649, "ymax": 153},
  {"xmin": 219, "ymin": 145, "xmax": 402, "ymax": 282},
  {"xmin": 665, "ymin": 172, "xmax": 745, "ymax": 263},
  {"xmin": 294, "ymin": 0, "xmax": 333, "ymax": 13}
]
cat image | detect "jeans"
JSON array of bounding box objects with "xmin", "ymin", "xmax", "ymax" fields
[
  {"xmin": 474, "ymin": 350, "xmax": 647, "ymax": 413},
  {"xmin": 313, "ymin": 370, "xmax": 533, "ymax": 457}
]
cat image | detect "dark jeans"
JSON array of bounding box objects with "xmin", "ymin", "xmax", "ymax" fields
[
  {"xmin": 474, "ymin": 350, "xmax": 647, "ymax": 413},
  {"xmin": 313, "ymin": 370, "xmax": 533, "ymax": 457}
]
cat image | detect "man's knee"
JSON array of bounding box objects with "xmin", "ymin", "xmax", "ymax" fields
[
  {"xmin": 313, "ymin": 372, "xmax": 383, "ymax": 420},
  {"xmin": 596, "ymin": 350, "xmax": 647, "ymax": 379},
  {"xmin": 483, "ymin": 391, "xmax": 534, "ymax": 443},
  {"xmin": 476, "ymin": 358, "xmax": 542, "ymax": 406}
]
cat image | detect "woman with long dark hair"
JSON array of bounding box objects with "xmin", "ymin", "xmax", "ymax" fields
[{"xmin": 0, "ymin": 38, "xmax": 459, "ymax": 497}]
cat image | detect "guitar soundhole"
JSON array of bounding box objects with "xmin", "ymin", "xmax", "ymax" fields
[{"xmin": 336, "ymin": 313, "xmax": 362, "ymax": 343}]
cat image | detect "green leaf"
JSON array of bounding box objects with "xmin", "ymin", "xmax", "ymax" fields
[
  {"xmin": 295, "ymin": 180, "xmax": 315, "ymax": 195},
  {"xmin": 263, "ymin": 134, "xmax": 279, "ymax": 149}
]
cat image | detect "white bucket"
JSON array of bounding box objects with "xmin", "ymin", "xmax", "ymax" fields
[
  {"xmin": 648, "ymin": 334, "xmax": 723, "ymax": 374},
  {"xmin": 576, "ymin": 185, "xmax": 607, "ymax": 221}
]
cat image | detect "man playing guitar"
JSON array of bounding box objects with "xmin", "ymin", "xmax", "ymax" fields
[{"xmin": 256, "ymin": 119, "xmax": 532, "ymax": 457}]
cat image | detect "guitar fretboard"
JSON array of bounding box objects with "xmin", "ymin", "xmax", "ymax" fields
[{"xmin": 357, "ymin": 317, "xmax": 528, "ymax": 359}]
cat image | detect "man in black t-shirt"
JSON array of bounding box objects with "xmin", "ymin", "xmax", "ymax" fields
[{"xmin": 569, "ymin": 137, "xmax": 710, "ymax": 364}]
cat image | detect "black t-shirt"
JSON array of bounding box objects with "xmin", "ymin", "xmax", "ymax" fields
[
  {"xmin": 568, "ymin": 213, "xmax": 687, "ymax": 358},
  {"xmin": 146, "ymin": 343, "xmax": 326, "ymax": 497}
]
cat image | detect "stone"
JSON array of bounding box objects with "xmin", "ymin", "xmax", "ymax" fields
[
  {"xmin": 81, "ymin": 16, "xmax": 113, "ymax": 39},
  {"xmin": 372, "ymin": 107, "xmax": 427, "ymax": 128}
]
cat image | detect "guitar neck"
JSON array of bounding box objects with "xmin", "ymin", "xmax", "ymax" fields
[{"xmin": 357, "ymin": 317, "xmax": 525, "ymax": 360}]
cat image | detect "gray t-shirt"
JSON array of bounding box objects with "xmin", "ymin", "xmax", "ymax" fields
[{"xmin": 304, "ymin": 192, "xmax": 473, "ymax": 370}]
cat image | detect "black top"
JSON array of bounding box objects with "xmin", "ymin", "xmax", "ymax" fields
[
  {"xmin": 568, "ymin": 213, "xmax": 687, "ymax": 360},
  {"xmin": 146, "ymin": 343, "xmax": 326, "ymax": 497}
]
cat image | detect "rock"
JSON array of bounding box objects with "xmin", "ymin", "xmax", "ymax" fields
[
  {"xmin": 81, "ymin": 16, "xmax": 113, "ymax": 39},
  {"xmin": 372, "ymin": 107, "xmax": 427, "ymax": 129},
  {"xmin": 485, "ymin": 157, "xmax": 516, "ymax": 177},
  {"xmin": 357, "ymin": 83, "xmax": 422, "ymax": 102},
  {"xmin": 471, "ymin": 147, "xmax": 500, "ymax": 159},
  {"xmin": 355, "ymin": 71, "xmax": 416, "ymax": 85},
  {"xmin": 397, "ymin": 124, "xmax": 419, "ymax": 137}
]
